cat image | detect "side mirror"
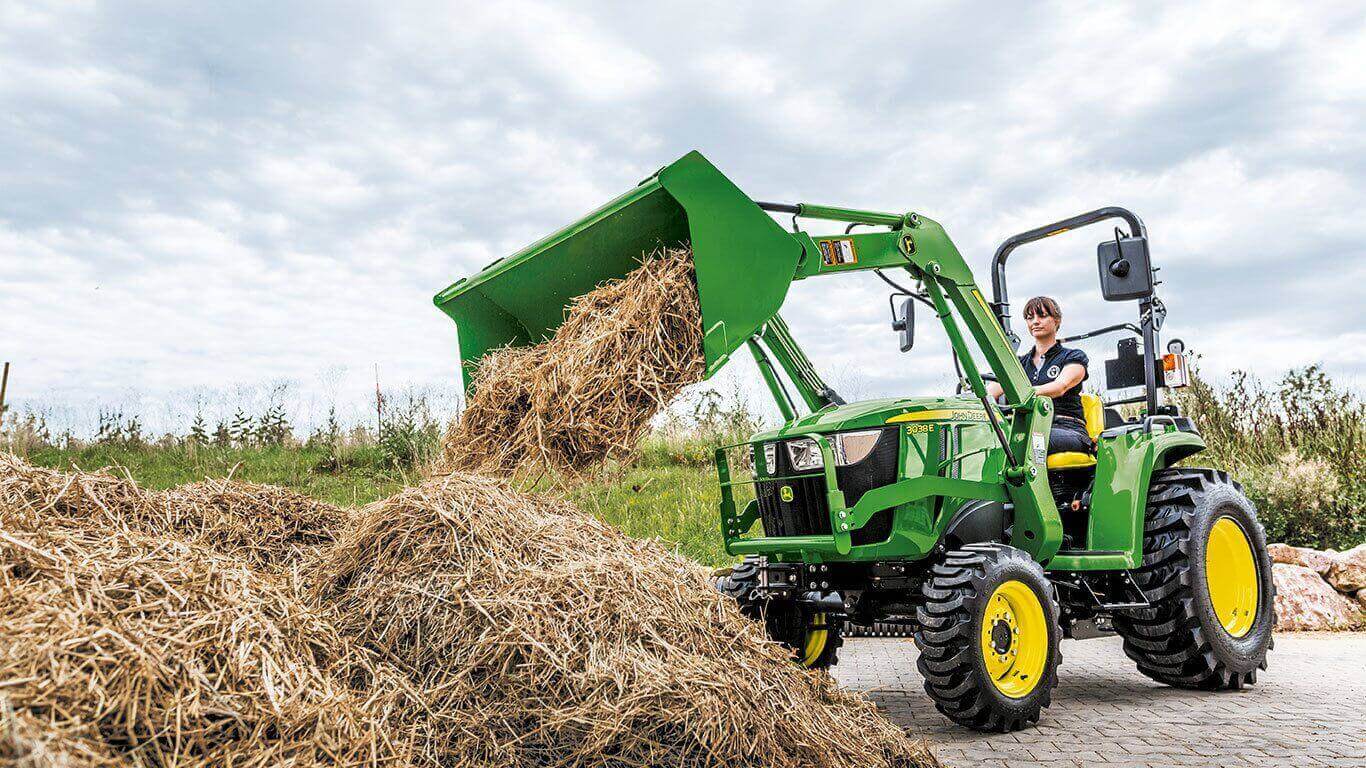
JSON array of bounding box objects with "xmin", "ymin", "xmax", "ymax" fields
[
  {"xmin": 1097, "ymin": 234, "xmax": 1154, "ymax": 301},
  {"xmin": 892, "ymin": 296, "xmax": 915, "ymax": 352}
]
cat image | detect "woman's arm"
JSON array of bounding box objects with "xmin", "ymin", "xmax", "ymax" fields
[{"xmin": 1034, "ymin": 363, "xmax": 1086, "ymax": 398}]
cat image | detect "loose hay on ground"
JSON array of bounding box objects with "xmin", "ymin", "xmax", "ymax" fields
[
  {"xmin": 0, "ymin": 524, "xmax": 424, "ymax": 767},
  {"xmin": 437, "ymin": 246, "xmax": 706, "ymax": 476},
  {"xmin": 0, "ymin": 702, "xmax": 120, "ymax": 768},
  {"xmin": 312, "ymin": 472, "xmax": 936, "ymax": 768},
  {"xmin": 0, "ymin": 454, "xmax": 347, "ymax": 572}
]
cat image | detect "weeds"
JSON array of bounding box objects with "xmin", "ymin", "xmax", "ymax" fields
[
  {"xmin": 376, "ymin": 389, "xmax": 442, "ymax": 472},
  {"xmin": 1178, "ymin": 364, "xmax": 1365, "ymax": 549},
  {"xmin": 8, "ymin": 365, "xmax": 1362, "ymax": 555}
]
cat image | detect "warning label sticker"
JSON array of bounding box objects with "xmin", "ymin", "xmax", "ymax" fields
[
  {"xmin": 818, "ymin": 238, "xmax": 858, "ymax": 267},
  {"xmin": 1032, "ymin": 433, "xmax": 1047, "ymax": 465}
]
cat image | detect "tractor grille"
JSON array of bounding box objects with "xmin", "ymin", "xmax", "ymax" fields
[{"xmin": 755, "ymin": 428, "xmax": 899, "ymax": 543}]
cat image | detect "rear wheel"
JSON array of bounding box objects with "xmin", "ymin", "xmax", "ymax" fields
[
  {"xmin": 1113, "ymin": 468, "xmax": 1274, "ymax": 689},
  {"xmin": 915, "ymin": 543, "xmax": 1062, "ymax": 731},
  {"xmin": 713, "ymin": 556, "xmax": 843, "ymax": 669}
]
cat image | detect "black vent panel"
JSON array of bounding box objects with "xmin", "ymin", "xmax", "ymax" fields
[{"xmin": 754, "ymin": 428, "xmax": 900, "ymax": 543}]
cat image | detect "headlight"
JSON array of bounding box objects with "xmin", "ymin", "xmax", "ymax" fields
[
  {"xmin": 784, "ymin": 429, "xmax": 884, "ymax": 470},
  {"xmin": 834, "ymin": 429, "xmax": 883, "ymax": 465},
  {"xmin": 785, "ymin": 438, "xmax": 823, "ymax": 471},
  {"xmin": 762, "ymin": 442, "xmax": 777, "ymax": 471}
]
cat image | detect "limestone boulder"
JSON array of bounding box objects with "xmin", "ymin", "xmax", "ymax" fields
[
  {"xmin": 1272, "ymin": 563, "xmax": 1366, "ymax": 631},
  {"xmin": 1267, "ymin": 542, "xmax": 1335, "ymax": 576},
  {"xmin": 1325, "ymin": 543, "xmax": 1366, "ymax": 593}
]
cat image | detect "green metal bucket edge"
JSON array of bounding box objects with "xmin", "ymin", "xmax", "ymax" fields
[{"xmin": 433, "ymin": 150, "xmax": 804, "ymax": 390}]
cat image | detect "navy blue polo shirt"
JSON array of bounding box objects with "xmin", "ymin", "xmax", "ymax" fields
[{"xmin": 1021, "ymin": 344, "xmax": 1089, "ymax": 424}]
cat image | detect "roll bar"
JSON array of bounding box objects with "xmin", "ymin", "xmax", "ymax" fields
[
  {"xmin": 989, "ymin": 206, "xmax": 1146, "ymax": 335},
  {"xmin": 988, "ymin": 206, "xmax": 1161, "ymax": 414}
]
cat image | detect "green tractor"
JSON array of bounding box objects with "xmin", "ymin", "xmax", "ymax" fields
[{"xmin": 434, "ymin": 151, "xmax": 1275, "ymax": 732}]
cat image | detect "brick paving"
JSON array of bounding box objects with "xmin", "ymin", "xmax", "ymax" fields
[{"xmin": 833, "ymin": 632, "xmax": 1366, "ymax": 767}]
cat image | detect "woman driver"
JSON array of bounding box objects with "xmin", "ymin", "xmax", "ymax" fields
[{"xmin": 985, "ymin": 296, "xmax": 1093, "ymax": 455}]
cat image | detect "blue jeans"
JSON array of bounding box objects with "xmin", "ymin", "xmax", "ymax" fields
[{"xmin": 1049, "ymin": 420, "xmax": 1094, "ymax": 454}]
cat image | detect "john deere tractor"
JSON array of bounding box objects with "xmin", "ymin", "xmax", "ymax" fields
[{"xmin": 434, "ymin": 151, "xmax": 1275, "ymax": 732}]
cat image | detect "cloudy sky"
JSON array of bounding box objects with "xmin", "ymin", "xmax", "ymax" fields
[{"xmin": 3, "ymin": 1, "xmax": 1364, "ymax": 433}]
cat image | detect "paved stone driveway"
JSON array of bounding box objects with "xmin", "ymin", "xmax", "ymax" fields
[{"xmin": 833, "ymin": 632, "xmax": 1366, "ymax": 767}]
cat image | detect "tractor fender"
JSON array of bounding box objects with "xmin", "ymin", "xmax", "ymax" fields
[
  {"xmin": 1152, "ymin": 433, "xmax": 1204, "ymax": 469},
  {"xmin": 943, "ymin": 500, "xmax": 1013, "ymax": 549},
  {"xmin": 1123, "ymin": 428, "xmax": 1208, "ymax": 568},
  {"xmin": 1059, "ymin": 425, "xmax": 1207, "ymax": 571}
]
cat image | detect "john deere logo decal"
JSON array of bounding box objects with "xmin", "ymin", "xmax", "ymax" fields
[{"xmin": 780, "ymin": 485, "xmax": 795, "ymax": 502}]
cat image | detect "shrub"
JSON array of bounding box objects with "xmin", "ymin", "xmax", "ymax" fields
[
  {"xmin": 377, "ymin": 391, "xmax": 441, "ymax": 471},
  {"xmin": 641, "ymin": 387, "xmax": 764, "ymax": 467},
  {"xmin": 1239, "ymin": 452, "xmax": 1357, "ymax": 550},
  {"xmin": 1178, "ymin": 364, "xmax": 1365, "ymax": 550}
]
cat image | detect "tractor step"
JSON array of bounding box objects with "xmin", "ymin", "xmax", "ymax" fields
[{"xmin": 1053, "ymin": 569, "xmax": 1152, "ymax": 612}]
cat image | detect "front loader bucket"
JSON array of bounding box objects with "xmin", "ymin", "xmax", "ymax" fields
[{"xmin": 434, "ymin": 151, "xmax": 804, "ymax": 390}]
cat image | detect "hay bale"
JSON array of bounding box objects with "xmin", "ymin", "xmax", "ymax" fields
[
  {"xmin": 0, "ymin": 454, "xmax": 346, "ymax": 571},
  {"xmin": 438, "ymin": 246, "xmax": 706, "ymax": 475},
  {"xmin": 311, "ymin": 472, "xmax": 935, "ymax": 768},
  {"xmin": 0, "ymin": 524, "xmax": 420, "ymax": 767}
]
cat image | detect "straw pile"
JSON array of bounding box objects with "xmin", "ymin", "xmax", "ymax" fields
[
  {"xmin": 438, "ymin": 246, "xmax": 706, "ymax": 475},
  {"xmin": 312, "ymin": 472, "xmax": 934, "ymax": 768},
  {"xmin": 0, "ymin": 236, "xmax": 937, "ymax": 766},
  {"xmin": 0, "ymin": 454, "xmax": 346, "ymax": 572},
  {"xmin": 0, "ymin": 701, "xmax": 119, "ymax": 768},
  {"xmin": 0, "ymin": 522, "xmax": 424, "ymax": 767}
]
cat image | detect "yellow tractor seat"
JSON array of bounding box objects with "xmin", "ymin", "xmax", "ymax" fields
[{"xmin": 1046, "ymin": 394, "xmax": 1104, "ymax": 471}]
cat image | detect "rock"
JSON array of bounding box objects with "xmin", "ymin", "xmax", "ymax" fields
[
  {"xmin": 1326, "ymin": 543, "xmax": 1366, "ymax": 593},
  {"xmin": 1272, "ymin": 564, "xmax": 1366, "ymax": 631},
  {"xmin": 1267, "ymin": 543, "xmax": 1335, "ymax": 576},
  {"xmin": 1358, "ymin": 589, "xmax": 1366, "ymax": 610}
]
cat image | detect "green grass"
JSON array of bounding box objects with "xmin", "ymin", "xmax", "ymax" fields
[
  {"xmin": 18, "ymin": 442, "xmax": 733, "ymax": 566},
  {"xmin": 22, "ymin": 444, "xmax": 411, "ymax": 508},
  {"xmin": 566, "ymin": 464, "xmax": 729, "ymax": 567}
]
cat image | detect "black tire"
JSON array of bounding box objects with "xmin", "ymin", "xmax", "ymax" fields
[
  {"xmin": 712, "ymin": 556, "xmax": 762, "ymax": 609},
  {"xmin": 714, "ymin": 556, "xmax": 843, "ymax": 669},
  {"xmin": 914, "ymin": 543, "xmax": 1062, "ymax": 732},
  {"xmin": 1113, "ymin": 467, "xmax": 1274, "ymax": 689}
]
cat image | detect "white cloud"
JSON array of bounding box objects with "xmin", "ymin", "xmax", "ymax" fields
[{"xmin": 2, "ymin": 0, "xmax": 1363, "ymax": 435}]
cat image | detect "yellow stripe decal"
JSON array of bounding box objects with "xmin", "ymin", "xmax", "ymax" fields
[
  {"xmin": 886, "ymin": 409, "xmax": 988, "ymax": 424},
  {"xmin": 971, "ymin": 288, "xmax": 1015, "ymax": 352}
]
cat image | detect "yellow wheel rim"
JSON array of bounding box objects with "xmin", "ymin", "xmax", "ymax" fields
[
  {"xmin": 980, "ymin": 580, "xmax": 1049, "ymax": 698},
  {"xmin": 1205, "ymin": 516, "xmax": 1259, "ymax": 638},
  {"xmin": 801, "ymin": 613, "xmax": 828, "ymax": 667}
]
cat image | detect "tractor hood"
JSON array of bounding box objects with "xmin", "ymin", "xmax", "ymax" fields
[{"xmin": 751, "ymin": 396, "xmax": 990, "ymax": 441}]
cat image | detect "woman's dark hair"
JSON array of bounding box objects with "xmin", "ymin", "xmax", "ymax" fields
[{"xmin": 1023, "ymin": 296, "xmax": 1062, "ymax": 320}]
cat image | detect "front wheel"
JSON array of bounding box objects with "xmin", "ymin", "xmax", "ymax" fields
[
  {"xmin": 915, "ymin": 543, "xmax": 1062, "ymax": 732},
  {"xmin": 1113, "ymin": 468, "xmax": 1274, "ymax": 688},
  {"xmin": 714, "ymin": 557, "xmax": 843, "ymax": 669}
]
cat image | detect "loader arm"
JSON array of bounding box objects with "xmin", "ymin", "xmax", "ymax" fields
[
  {"xmin": 760, "ymin": 207, "xmax": 1060, "ymax": 559},
  {"xmin": 435, "ymin": 150, "xmax": 1062, "ymax": 560},
  {"xmin": 753, "ymin": 314, "xmax": 845, "ymax": 413}
]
